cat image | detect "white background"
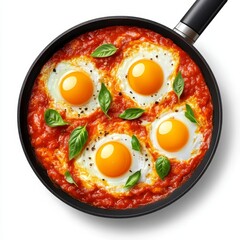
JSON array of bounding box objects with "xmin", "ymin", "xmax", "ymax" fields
[{"xmin": 0, "ymin": 0, "xmax": 239, "ymax": 239}]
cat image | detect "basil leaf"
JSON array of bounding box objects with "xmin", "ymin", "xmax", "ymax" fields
[
  {"xmin": 69, "ymin": 126, "xmax": 88, "ymax": 160},
  {"xmin": 98, "ymin": 83, "xmax": 112, "ymax": 117},
  {"xmin": 64, "ymin": 171, "xmax": 77, "ymax": 186},
  {"xmin": 119, "ymin": 108, "xmax": 145, "ymax": 120},
  {"xmin": 44, "ymin": 109, "xmax": 68, "ymax": 127},
  {"xmin": 125, "ymin": 170, "xmax": 141, "ymax": 188},
  {"xmin": 173, "ymin": 71, "xmax": 184, "ymax": 100},
  {"xmin": 185, "ymin": 104, "xmax": 198, "ymax": 124},
  {"xmin": 155, "ymin": 156, "xmax": 171, "ymax": 180},
  {"xmin": 91, "ymin": 44, "xmax": 117, "ymax": 58},
  {"xmin": 131, "ymin": 135, "xmax": 141, "ymax": 151}
]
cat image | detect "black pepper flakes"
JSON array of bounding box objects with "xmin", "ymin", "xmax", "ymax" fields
[
  {"xmin": 130, "ymin": 91, "xmax": 133, "ymax": 94},
  {"xmin": 85, "ymin": 107, "xmax": 88, "ymax": 111},
  {"xmin": 88, "ymin": 157, "xmax": 92, "ymax": 160},
  {"xmin": 89, "ymin": 163, "xmax": 93, "ymax": 166},
  {"xmin": 156, "ymin": 55, "xmax": 158, "ymax": 58},
  {"xmin": 91, "ymin": 145, "xmax": 96, "ymax": 151},
  {"xmin": 175, "ymin": 109, "xmax": 179, "ymax": 112},
  {"xmin": 81, "ymin": 110, "xmax": 84, "ymax": 113},
  {"xmin": 155, "ymin": 101, "xmax": 159, "ymax": 105},
  {"xmin": 53, "ymin": 68, "xmax": 56, "ymax": 72},
  {"xmin": 119, "ymin": 92, "xmax": 122, "ymax": 96},
  {"xmin": 129, "ymin": 170, "xmax": 132, "ymax": 173},
  {"xmin": 86, "ymin": 148, "xmax": 89, "ymax": 151}
]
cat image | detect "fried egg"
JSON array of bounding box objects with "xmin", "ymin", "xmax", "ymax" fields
[
  {"xmin": 75, "ymin": 133, "xmax": 157, "ymax": 194},
  {"xmin": 149, "ymin": 107, "xmax": 202, "ymax": 161},
  {"xmin": 47, "ymin": 57, "xmax": 102, "ymax": 117},
  {"xmin": 114, "ymin": 42, "xmax": 179, "ymax": 107}
]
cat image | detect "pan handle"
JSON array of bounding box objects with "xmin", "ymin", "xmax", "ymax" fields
[{"xmin": 174, "ymin": 0, "xmax": 227, "ymax": 44}]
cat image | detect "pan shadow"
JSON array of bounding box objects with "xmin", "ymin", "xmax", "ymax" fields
[{"xmin": 64, "ymin": 66, "xmax": 231, "ymax": 231}]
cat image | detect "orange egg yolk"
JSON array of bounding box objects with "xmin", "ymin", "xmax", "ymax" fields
[
  {"xmin": 59, "ymin": 71, "xmax": 93, "ymax": 105},
  {"xmin": 127, "ymin": 59, "xmax": 164, "ymax": 95},
  {"xmin": 157, "ymin": 119, "xmax": 189, "ymax": 152},
  {"xmin": 96, "ymin": 141, "xmax": 132, "ymax": 178}
]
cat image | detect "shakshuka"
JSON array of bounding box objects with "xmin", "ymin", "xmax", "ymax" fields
[{"xmin": 28, "ymin": 26, "xmax": 213, "ymax": 209}]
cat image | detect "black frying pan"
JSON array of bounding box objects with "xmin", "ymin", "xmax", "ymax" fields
[{"xmin": 18, "ymin": 0, "xmax": 226, "ymax": 218}]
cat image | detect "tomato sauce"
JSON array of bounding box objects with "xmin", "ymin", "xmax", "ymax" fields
[{"xmin": 28, "ymin": 26, "xmax": 213, "ymax": 209}]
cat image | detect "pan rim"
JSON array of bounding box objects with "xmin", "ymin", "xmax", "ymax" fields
[{"xmin": 17, "ymin": 16, "xmax": 222, "ymax": 218}]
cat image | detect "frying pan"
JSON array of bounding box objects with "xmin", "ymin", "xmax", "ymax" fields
[{"xmin": 18, "ymin": 0, "xmax": 226, "ymax": 218}]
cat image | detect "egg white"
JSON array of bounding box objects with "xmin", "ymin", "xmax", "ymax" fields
[
  {"xmin": 47, "ymin": 57, "xmax": 102, "ymax": 117},
  {"xmin": 114, "ymin": 42, "xmax": 179, "ymax": 107},
  {"xmin": 75, "ymin": 133, "xmax": 156, "ymax": 194},
  {"xmin": 149, "ymin": 108, "xmax": 203, "ymax": 161}
]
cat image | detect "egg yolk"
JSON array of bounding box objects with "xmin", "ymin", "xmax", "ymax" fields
[
  {"xmin": 127, "ymin": 59, "xmax": 164, "ymax": 95},
  {"xmin": 96, "ymin": 141, "xmax": 132, "ymax": 178},
  {"xmin": 59, "ymin": 71, "xmax": 93, "ymax": 105},
  {"xmin": 157, "ymin": 119, "xmax": 189, "ymax": 152}
]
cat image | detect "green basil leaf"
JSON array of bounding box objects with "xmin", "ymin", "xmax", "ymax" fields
[
  {"xmin": 64, "ymin": 171, "xmax": 77, "ymax": 186},
  {"xmin": 173, "ymin": 71, "xmax": 184, "ymax": 100},
  {"xmin": 69, "ymin": 126, "xmax": 88, "ymax": 160},
  {"xmin": 125, "ymin": 170, "xmax": 141, "ymax": 188},
  {"xmin": 119, "ymin": 108, "xmax": 145, "ymax": 120},
  {"xmin": 185, "ymin": 104, "xmax": 198, "ymax": 124},
  {"xmin": 155, "ymin": 156, "xmax": 171, "ymax": 180},
  {"xmin": 131, "ymin": 135, "xmax": 141, "ymax": 151},
  {"xmin": 91, "ymin": 44, "xmax": 117, "ymax": 58},
  {"xmin": 98, "ymin": 83, "xmax": 112, "ymax": 117},
  {"xmin": 44, "ymin": 109, "xmax": 68, "ymax": 127}
]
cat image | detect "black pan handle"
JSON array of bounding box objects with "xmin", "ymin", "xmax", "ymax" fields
[{"xmin": 174, "ymin": 0, "xmax": 227, "ymax": 44}]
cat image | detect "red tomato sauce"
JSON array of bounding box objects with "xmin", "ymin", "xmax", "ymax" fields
[{"xmin": 28, "ymin": 26, "xmax": 213, "ymax": 209}]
